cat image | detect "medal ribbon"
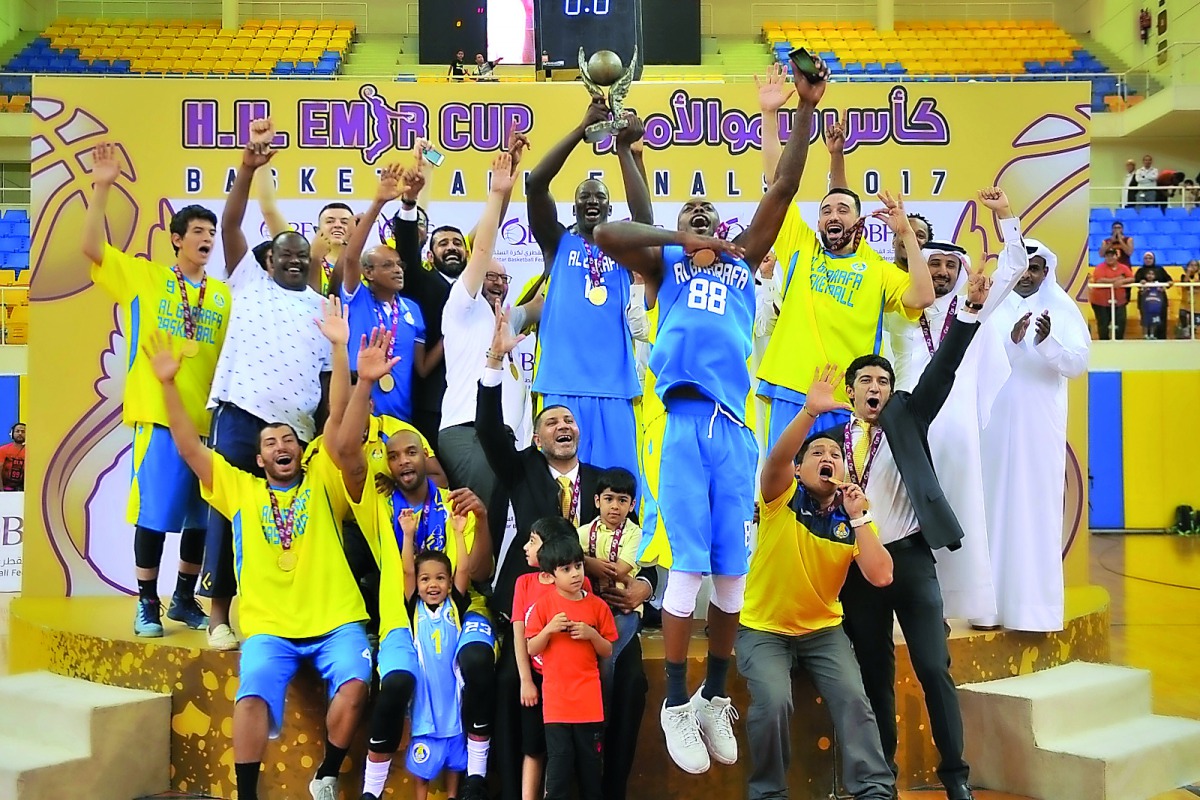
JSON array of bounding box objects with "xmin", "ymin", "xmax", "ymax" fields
[
  {"xmin": 586, "ymin": 519, "xmax": 625, "ymax": 563},
  {"xmin": 172, "ymin": 265, "xmax": 207, "ymax": 342},
  {"xmin": 844, "ymin": 421, "xmax": 884, "ymax": 490},
  {"xmin": 582, "ymin": 240, "xmax": 605, "ymax": 290},
  {"xmin": 557, "ymin": 474, "xmax": 582, "ymax": 524},
  {"xmin": 393, "ymin": 478, "xmax": 447, "ymax": 554},
  {"xmin": 918, "ymin": 296, "xmax": 957, "ymax": 356},
  {"xmin": 268, "ymin": 487, "xmax": 297, "ymax": 550},
  {"xmin": 374, "ymin": 296, "xmax": 401, "ymax": 359}
]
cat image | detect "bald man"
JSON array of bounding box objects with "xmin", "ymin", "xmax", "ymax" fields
[{"xmin": 336, "ymin": 164, "xmax": 443, "ymax": 424}]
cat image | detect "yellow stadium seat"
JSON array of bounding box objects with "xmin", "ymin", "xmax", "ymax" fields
[
  {"xmin": 130, "ymin": 58, "xmax": 153, "ymax": 72},
  {"xmin": 335, "ymin": 21, "xmax": 356, "ymax": 31},
  {"xmin": 260, "ymin": 19, "xmax": 280, "ymax": 30},
  {"xmin": 299, "ymin": 19, "xmax": 318, "ymax": 30},
  {"xmin": 961, "ymin": 59, "xmax": 984, "ymax": 72},
  {"xmin": 317, "ymin": 20, "xmax": 336, "ymax": 31},
  {"xmin": 254, "ymin": 60, "xmax": 275, "ymax": 73},
  {"xmin": 242, "ymin": 20, "xmax": 262, "ymax": 31},
  {"xmin": 81, "ymin": 25, "xmax": 102, "ymax": 35},
  {"xmin": 281, "ymin": 19, "xmax": 301, "ymax": 28},
  {"xmin": 211, "ymin": 61, "xmax": 233, "ymax": 74}
]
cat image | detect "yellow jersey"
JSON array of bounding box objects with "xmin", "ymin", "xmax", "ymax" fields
[
  {"xmin": 742, "ymin": 479, "xmax": 865, "ymax": 637},
  {"xmin": 201, "ymin": 448, "xmax": 367, "ymax": 640},
  {"xmin": 756, "ymin": 204, "xmax": 914, "ymax": 404},
  {"xmin": 349, "ymin": 478, "xmax": 485, "ymax": 641},
  {"xmin": 91, "ymin": 244, "xmax": 231, "ymax": 431}
]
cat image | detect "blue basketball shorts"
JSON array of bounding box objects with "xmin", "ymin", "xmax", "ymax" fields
[{"xmin": 127, "ymin": 422, "xmax": 208, "ymax": 532}]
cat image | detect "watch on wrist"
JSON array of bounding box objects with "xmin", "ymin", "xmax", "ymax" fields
[
  {"xmin": 964, "ymin": 301, "xmax": 984, "ymax": 312},
  {"xmin": 850, "ymin": 511, "xmax": 874, "ymax": 527}
]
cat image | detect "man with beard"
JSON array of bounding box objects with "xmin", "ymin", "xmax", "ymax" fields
[
  {"xmin": 326, "ymin": 320, "xmax": 493, "ymax": 800},
  {"xmin": 883, "ymin": 189, "xmax": 1028, "ymax": 624},
  {"xmin": 147, "ymin": 321, "xmax": 371, "ymax": 800},
  {"xmin": 524, "ymin": 100, "xmax": 654, "ymax": 478},
  {"xmin": 755, "ymin": 99, "xmax": 935, "ymax": 448},
  {"xmin": 392, "ymin": 135, "xmax": 528, "ymax": 446},
  {"xmin": 199, "ymin": 118, "xmax": 333, "ymax": 651},
  {"xmin": 335, "ymin": 163, "xmax": 443, "ymax": 424},
  {"xmin": 83, "ymin": 141, "xmax": 230, "ymax": 639},
  {"xmin": 980, "ymin": 239, "xmax": 1089, "ymax": 633},
  {"xmin": 836, "ymin": 263, "xmax": 992, "ymax": 800},
  {"xmin": 440, "ymin": 152, "xmax": 542, "ymax": 506},
  {"xmin": 480, "ymin": 310, "xmax": 655, "ymax": 800},
  {"xmin": 592, "ymin": 60, "xmax": 827, "ymax": 776}
]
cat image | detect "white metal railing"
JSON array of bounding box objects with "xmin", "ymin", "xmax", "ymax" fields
[
  {"xmin": 750, "ymin": 0, "xmax": 1058, "ymax": 25},
  {"xmin": 0, "ymin": 189, "xmax": 31, "ymax": 205},
  {"xmin": 1089, "ymin": 184, "xmax": 1200, "ymax": 209},
  {"xmin": 0, "ymin": 287, "xmax": 29, "ymax": 346},
  {"xmin": 237, "ymin": 1, "xmax": 368, "ymax": 28},
  {"xmin": 1087, "ymin": 281, "xmax": 1199, "ymax": 341}
]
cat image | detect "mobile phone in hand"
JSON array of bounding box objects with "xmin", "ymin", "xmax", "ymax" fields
[
  {"xmin": 787, "ymin": 47, "xmax": 825, "ymax": 84},
  {"xmin": 422, "ymin": 144, "xmax": 446, "ymax": 167}
]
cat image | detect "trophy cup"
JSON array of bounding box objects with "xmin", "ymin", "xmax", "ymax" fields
[{"xmin": 578, "ymin": 46, "xmax": 639, "ymax": 143}]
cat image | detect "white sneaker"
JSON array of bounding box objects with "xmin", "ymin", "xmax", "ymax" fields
[
  {"xmin": 207, "ymin": 623, "xmax": 240, "ymax": 651},
  {"xmin": 691, "ymin": 686, "xmax": 739, "ymax": 765},
  {"xmin": 660, "ymin": 700, "xmax": 710, "ymax": 774},
  {"xmin": 309, "ymin": 775, "xmax": 338, "ymax": 800}
]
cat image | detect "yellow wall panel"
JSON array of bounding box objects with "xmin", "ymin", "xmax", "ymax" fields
[{"xmin": 1122, "ymin": 371, "xmax": 1200, "ymax": 528}]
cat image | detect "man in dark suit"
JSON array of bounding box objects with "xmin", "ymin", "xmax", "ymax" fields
[
  {"xmin": 478, "ymin": 309, "xmax": 653, "ymax": 800},
  {"xmin": 835, "ymin": 264, "xmax": 992, "ymax": 800}
]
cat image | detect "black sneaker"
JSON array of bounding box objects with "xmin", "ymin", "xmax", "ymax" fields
[
  {"xmin": 166, "ymin": 594, "xmax": 209, "ymax": 630},
  {"xmin": 459, "ymin": 775, "xmax": 489, "ymax": 800}
]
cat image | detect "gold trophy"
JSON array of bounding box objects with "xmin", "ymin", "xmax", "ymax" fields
[{"xmin": 578, "ymin": 46, "xmax": 639, "ymax": 143}]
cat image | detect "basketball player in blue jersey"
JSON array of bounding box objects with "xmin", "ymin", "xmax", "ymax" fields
[
  {"xmin": 525, "ymin": 99, "xmax": 655, "ymax": 478},
  {"xmin": 593, "ymin": 60, "xmax": 829, "ymax": 775}
]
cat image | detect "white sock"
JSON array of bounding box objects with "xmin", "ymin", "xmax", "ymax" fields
[
  {"xmin": 363, "ymin": 757, "xmax": 391, "ymax": 797},
  {"xmin": 467, "ymin": 737, "xmax": 490, "ymax": 778}
]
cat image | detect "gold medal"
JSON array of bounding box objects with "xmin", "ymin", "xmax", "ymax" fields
[
  {"xmin": 690, "ymin": 248, "xmax": 717, "ymax": 268},
  {"xmin": 587, "ymin": 285, "xmax": 608, "ymax": 306},
  {"xmin": 378, "ymin": 373, "xmax": 396, "ymax": 392},
  {"xmin": 509, "ymin": 361, "xmax": 520, "ymax": 380},
  {"xmin": 180, "ymin": 339, "xmax": 200, "ymax": 358},
  {"xmin": 277, "ymin": 550, "xmax": 298, "ymax": 571}
]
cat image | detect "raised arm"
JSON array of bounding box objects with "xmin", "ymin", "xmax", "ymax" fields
[
  {"xmin": 761, "ymin": 365, "xmax": 850, "ymax": 503},
  {"xmin": 615, "ymin": 115, "xmax": 654, "ymax": 225},
  {"xmin": 826, "ymin": 120, "xmax": 848, "ymax": 190},
  {"xmin": 977, "ymin": 187, "xmax": 1025, "ymax": 320},
  {"xmin": 83, "ymin": 142, "xmax": 122, "ymax": 265},
  {"xmin": 463, "ymin": 151, "xmax": 517, "ymax": 297},
  {"xmin": 477, "ymin": 306, "xmax": 528, "ymax": 482},
  {"xmin": 755, "ymin": 63, "xmax": 794, "ymax": 182},
  {"xmin": 876, "ymin": 191, "xmax": 935, "ymax": 310},
  {"xmin": 593, "ymin": 224, "xmax": 744, "ymax": 283},
  {"xmin": 738, "ymin": 62, "xmax": 827, "ymax": 267},
  {"xmin": 467, "ymin": 130, "xmax": 529, "ymax": 245},
  {"xmin": 145, "ymin": 332, "xmax": 213, "ymax": 491},
  {"xmin": 317, "ymin": 297, "xmax": 352, "ymax": 467},
  {"xmin": 335, "ymin": 329, "xmax": 401, "ymax": 502},
  {"xmin": 340, "ymin": 163, "xmax": 406, "ymax": 294},
  {"xmin": 222, "ymin": 118, "xmax": 276, "ymax": 276},
  {"xmin": 526, "ymin": 99, "xmax": 609, "ymax": 259},
  {"xmin": 398, "ymin": 509, "xmax": 418, "ymax": 601},
  {"xmin": 256, "ymin": 167, "xmax": 290, "ymax": 238},
  {"xmin": 450, "ymin": 512, "xmax": 472, "ymax": 597}
]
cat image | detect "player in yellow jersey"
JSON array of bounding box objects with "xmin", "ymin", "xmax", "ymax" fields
[
  {"xmin": 753, "ymin": 66, "xmax": 936, "ymax": 449},
  {"xmin": 145, "ymin": 320, "xmax": 371, "ymax": 800},
  {"xmin": 83, "ymin": 142, "xmax": 232, "ymax": 640},
  {"xmin": 324, "ymin": 318, "xmax": 495, "ymax": 800}
]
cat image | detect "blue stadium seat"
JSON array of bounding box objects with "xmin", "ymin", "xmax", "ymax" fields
[
  {"xmin": 1091, "ymin": 208, "xmax": 1116, "ymax": 220},
  {"xmin": 1177, "ymin": 234, "xmax": 1200, "ymax": 251},
  {"xmin": 1146, "ymin": 234, "xmax": 1175, "ymax": 250},
  {"xmin": 111, "ymin": 59, "xmax": 131, "ymax": 73},
  {"xmin": 1025, "ymin": 62, "xmax": 1045, "ymax": 74},
  {"xmin": 1045, "ymin": 60, "xmax": 1065, "ymax": 73},
  {"xmin": 1162, "ymin": 207, "xmax": 1192, "ymax": 219},
  {"xmin": 296, "ymin": 63, "xmax": 316, "ymax": 76},
  {"xmin": 316, "ymin": 63, "xmax": 337, "ymax": 76},
  {"xmin": 274, "ymin": 62, "xmax": 295, "ymax": 75},
  {"xmin": 1090, "ymin": 220, "xmax": 1110, "ymax": 236},
  {"xmin": 884, "ymin": 62, "xmax": 904, "ymax": 74},
  {"xmin": 1157, "ymin": 221, "xmax": 1183, "ymax": 234},
  {"xmin": 1164, "ymin": 250, "xmax": 1191, "ymax": 266},
  {"xmin": 0, "ymin": 223, "xmax": 10, "ymax": 237},
  {"xmin": 865, "ymin": 62, "xmax": 884, "ymax": 75},
  {"xmin": 87, "ymin": 61, "xmax": 109, "ymax": 73}
]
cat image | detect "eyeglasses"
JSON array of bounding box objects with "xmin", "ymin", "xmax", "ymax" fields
[{"xmin": 485, "ymin": 272, "xmax": 511, "ymax": 284}]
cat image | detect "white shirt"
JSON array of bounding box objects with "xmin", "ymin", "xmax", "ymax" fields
[
  {"xmin": 1135, "ymin": 166, "xmax": 1159, "ymax": 188},
  {"xmin": 207, "ymin": 259, "xmax": 331, "ymax": 441},
  {"xmin": 442, "ymin": 281, "xmax": 532, "ymax": 447},
  {"xmin": 848, "ymin": 419, "xmax": 920, "ymax": 545}
]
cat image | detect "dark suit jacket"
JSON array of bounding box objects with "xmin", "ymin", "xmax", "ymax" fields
[
  {"xmin": 830, "ymin": 316, "xmax": 980, "ymax": 552},
  {"xmin": 476, "ymin": 380, "xmax": 603, "ymax": 620},
  {"xmin": 395, "ymin": 216, "xmax": 450, "ymax": 418}
]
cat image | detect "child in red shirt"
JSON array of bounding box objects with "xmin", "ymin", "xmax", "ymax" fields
[
  {"xmin": 525, "ymin": 531, "xmax": 617, "ymax": 800},
  {"xmin": 511, "ymin": 517, "xmax": 594, "ymax": 800}
]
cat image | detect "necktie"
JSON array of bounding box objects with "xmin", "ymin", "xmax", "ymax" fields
[
  {"xmin": 558, "ymin": 475, "xmax": 573, "ymax": 521},
  {"xmin": 853, "ymin": 419, "xmax": 873, "ymax": 477}
]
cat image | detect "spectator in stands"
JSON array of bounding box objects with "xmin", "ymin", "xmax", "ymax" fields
[
  {"xmin": 525, "ymin": 100, "xmax": 654, "ymax": 478},
  {"xmin": 1089, "ymin": 248, "xmax": 1134, "ymax": 340},
  {"xmin": 1123, "ymin": 159, "xmax": 1137, "ymax": 208},
  {"xmin": 440, "ymin": 152, "xmax": 541, "ymax": 507},
  {"xmin": 85, "ymin": 142, "xmax": 230, "ymax": 641},
  {"xmin": 1101, "ymin": 222, "xmax": 1134, "ymax": 266},
  {"xmin": 1134, "ymin": 252, "xmax": 1172, "ymax": 339},
  {"xmin": 1134, "ymin": 154, "xmax": 1159, "ymax": 207},
  {"xmin": 0, "ymin": 422, "xmax": 25, "ymax": 492},
  {"xmin": 475, "ymin": 53, "xmax": 502, "ymax": 81},
  {"xmin": 1176, "ymin": 260, "xmax": 1200, "ymax": 339},
  {"xmin": 200, "ymin": 120, "xmax": 332, "ymax": 651},
  {"xmin": 450, "ymin": 49, "xmax": 468, "ymax": 80},
  {"xmin": 1180, "ymin": 179, "xmax": 1199, "ymax": 211}
]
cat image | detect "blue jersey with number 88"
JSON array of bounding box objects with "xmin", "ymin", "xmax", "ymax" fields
[{"xmin": 649, "ymin": 244, "xmax": 755, "ymax": 423}]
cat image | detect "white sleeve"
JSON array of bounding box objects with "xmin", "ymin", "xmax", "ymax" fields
[
  {"xmin": 481, "ymin": 366, "xmax": 505, "ymax": 387},
  {"xmin": 397, "ymin": 205, "xmax": 419, "ymax": 222},
  {"xmin": 227, "ymin": 254, "xmax": 265, "ymax": 293},
  {"xmin": 626, "ymin": 284, "xmax": 650, "ymax": 342},
  {"xmin": 979, "ymin": 217, "xmax": 1027, "ymax": 323},
  {"xmin": 754, "ymin": 274, "xmax": 782, "ymax": 338},
  {"xmin": 1034, "ymin": 327, "xmax": 1089, "ymax": 378}
]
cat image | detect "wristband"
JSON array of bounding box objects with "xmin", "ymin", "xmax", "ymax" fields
[
  {"xmin": 802, "ymin": 406, "xmax": 819, "ymax": 419},
  {"xmin": 964, "ymin": 301, "xmax": 984, "ymax": 312},
  {"xmin": 401, "ymin": 198, "xmax": 417, "ymax": 208},
  {"xmin": 485, "ymin": 349, "xmax": 502, "ymax": 361},
  {"xmin": 849, "ymin": 512, "xmax": 874, "ymax": 527}
]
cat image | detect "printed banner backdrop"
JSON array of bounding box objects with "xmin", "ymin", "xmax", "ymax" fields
[
  {"xmin": 0, "ymin": 492, "xmax": 23, "ymax": 592},
  {"xmin": 25, "ymin": 77, "xmax": 1092, "ymax": 597}
]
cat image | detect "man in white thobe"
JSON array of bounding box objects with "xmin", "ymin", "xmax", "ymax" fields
[
  {"xmin": 978, "ymin": 239, "xmax": 1090, "ymax": 632},
  {"xmin": 884, "ymin": 189, "xmax": 1026, "ymax": 622}
]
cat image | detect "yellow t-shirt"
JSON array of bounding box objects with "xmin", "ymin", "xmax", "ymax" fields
[
  {"xmin": 741, "ymin": 479, "xmax": 863, "ymax": 637},
  {"xmin": 364, "ymin": 415, "xmax": 435, "ymax": 478},
  {"xmin": 201, "ymin": 449, "xmax": 367, "ymax": 640},
  {"xmin": 577, "ymin": 519, "xmax": 643, "ymax": 580},
  {"xmin": 756, "ymin": 203, "xmax": 914, "ymax": 403},
  {"xmin": 349, "ymin": 479, "xmax": 485, "ymax": 641},
  {"xmin": 91, "ymin": 244, "xmax": 231, "ymax": 431}
]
